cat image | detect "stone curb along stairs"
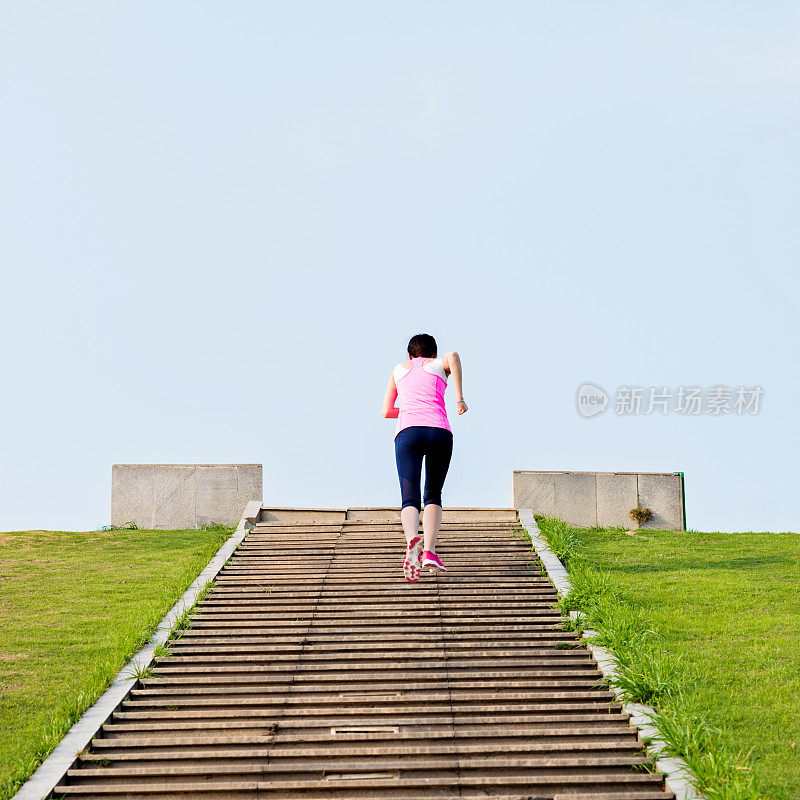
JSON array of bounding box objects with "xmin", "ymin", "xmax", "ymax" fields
[
  {"xmin": 518, "ymin": 509, "xmax": 703, "ymax": 800},
  {"xmin": 11, "ymin": 501, "xmax": 262, "ymax": 800}
]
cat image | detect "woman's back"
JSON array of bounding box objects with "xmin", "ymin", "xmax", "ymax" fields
[{"xmin": 393, "ymin": 356, "xmax": 451, "ymax": 437}]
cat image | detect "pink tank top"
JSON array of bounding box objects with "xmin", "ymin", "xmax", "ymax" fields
[{"xmin": 394, "ymin": 357, "xmax": 452, "ymax": 439}]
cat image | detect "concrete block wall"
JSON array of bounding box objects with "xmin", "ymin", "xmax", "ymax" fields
[
  {"xmin": 111, "ymin": 464, "xmax": 263, "ymax": 529},
  {"xmin": 512, "ymin": 470, "xmax": 685, "ymax": 530}
]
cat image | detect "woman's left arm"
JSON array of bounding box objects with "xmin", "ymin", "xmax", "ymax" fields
[
  {"xmin": 381, "ymin": 371, "xmax": 399, "ymax": 418},
  {"xmin": 443, "ymin": 351, "xmax": 468, "ymax": 414}
]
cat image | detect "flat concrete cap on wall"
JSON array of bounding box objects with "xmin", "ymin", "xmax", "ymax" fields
[
  {"xmin": 513, "ymin": 470, "xmax": 683, "ymax": 476},
  {"xmin": 111, "ymin": 464, "xmax": 263, "ymax": 529},
  {"xmin": 511, "ymin": 470, "xmax": 685, "ymax": 530}
]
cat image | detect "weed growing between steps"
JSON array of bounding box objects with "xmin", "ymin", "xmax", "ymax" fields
[
  {"xmin": 0, "ymin": 525, "xmax": 233, "ymax": 800},
  {"xmin": 170, "ymin": 578, "xmax": 214, "ymax": 637},
  {"xmin": 121, "ymin": 578, "xmax": 215, "ymax": 682},
  {"xmin": 531, "ymin": 516, "xmax": 800, "ymax": 800}
]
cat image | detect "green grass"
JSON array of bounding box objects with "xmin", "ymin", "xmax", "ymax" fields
[
  {"xmin": 0, "ymin": 526, "xmax": 232, "ymax": 799},
  {"xmin": 534, "ymin": 517, "xmax": 800, "ymax": 800}
]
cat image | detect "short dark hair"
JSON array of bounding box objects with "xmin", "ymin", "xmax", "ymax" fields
[{"xmin": 407, "ymin": 333, "xmax": 437, "ymax": 358}]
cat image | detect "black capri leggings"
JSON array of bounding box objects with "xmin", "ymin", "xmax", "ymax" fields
[{"xmin": 394, "ymin": 425, "xmax": 453, "ymax": 511}]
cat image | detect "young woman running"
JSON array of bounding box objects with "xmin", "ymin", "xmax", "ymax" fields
[{"xmin": 381, "ymin": 333, "xmax": 468, "ymax": 582}]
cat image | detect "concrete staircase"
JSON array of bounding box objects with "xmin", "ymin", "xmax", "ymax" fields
[{"xmin": 56, "ymin": 507, "xmax": 673, "ymax": 799}]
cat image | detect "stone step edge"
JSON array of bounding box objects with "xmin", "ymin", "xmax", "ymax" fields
[{"xmin": 258, "ymin": 507, "xmax": 520, "ymax": 524}]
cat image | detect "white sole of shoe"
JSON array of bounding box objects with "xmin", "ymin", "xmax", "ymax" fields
[{"xmin": 404, "ymin": 537, "xmax": 423, "ymax": 582}]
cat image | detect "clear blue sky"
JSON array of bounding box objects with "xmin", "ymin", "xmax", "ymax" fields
[{"xmin": 1, "ymin": 2, "xmax": 797, "ymax": 532}]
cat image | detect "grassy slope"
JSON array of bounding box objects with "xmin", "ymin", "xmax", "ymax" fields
[
  {"xmin": 570, "ymin": 527, "xmax": 800, "ymax": 799},
  {"xmin": 0, "ymin": 527, "xmax": 231, "ymax": 799}
]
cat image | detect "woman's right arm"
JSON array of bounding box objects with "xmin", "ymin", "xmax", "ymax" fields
[
  {"xmin": 443, "ymin": 351, "xmax": 468, "ymax": 414},
  {"xmin": 381, "ymin": 371, "xmax": 399, "ymax": 418}
]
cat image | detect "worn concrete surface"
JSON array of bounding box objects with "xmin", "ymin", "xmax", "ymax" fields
[
  {"xmin": 512, "ymin": 471, "xmax": 685, "ymax": 530},
  {"xmin": 596, "ymin": 472, "xmax": 639, "ymax": 528},
  {"xmin": 111, "ymin": 464, "xmax": 263, "ymax": 528},
  {"xmin": 638, "ymin": 472, "xmax": 685, "ymax": 530}
]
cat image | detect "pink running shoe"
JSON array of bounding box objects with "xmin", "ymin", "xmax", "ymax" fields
[
  {"xmin": 422, "ymin": 550, "xmax": 447, "ymax": 573},
  {"xmin": 403, "ymin": 536, "xmax": 423, "ymax": 582}
]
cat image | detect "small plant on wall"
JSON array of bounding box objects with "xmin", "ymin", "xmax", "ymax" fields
[{"xmin": 629, "ymin": 504, "xmax": 652, "ymax": 526}]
